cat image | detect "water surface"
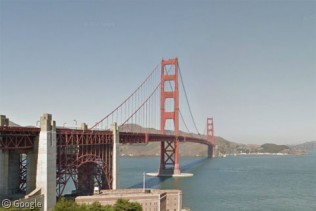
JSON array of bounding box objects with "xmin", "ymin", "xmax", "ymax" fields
[{"xmin": 119, "ymin": 152, "xmax": 316, "ymax": 211}]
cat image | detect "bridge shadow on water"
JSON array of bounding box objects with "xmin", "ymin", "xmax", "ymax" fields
[{"xmin": 128, "ymin": 157, "xmax": 212, "ymax": 189}]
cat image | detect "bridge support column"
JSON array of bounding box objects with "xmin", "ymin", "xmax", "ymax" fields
[
  {"xmin": 26, "ymin": 137, "xmax": 39, "ymax": 194},
  {"xmin": 208, "ymin": 145, "xmax": 215, "ymax": 158},
  {"xmin": 0, "ymin": 116, "xmax": 5, "ymax": 194},
  {"xmin": 159, "ymin": 142, "xmax": 165, "ymax": 173},
  {"xmin": 36, "ymin": 114, "xmax": 56, "ymax": 210},
  {"xmin": 0, "ymin": 115, "xmax": 20, "ymax": 195},
  {"xmin": 159, "ymin": 58, "xmax": 181, "ymax": 176},
  {"xmin": 0, "ymin": 150, "xmax": 3, "ymax": 194},
  {"xmin": 174, "ymin": 139, "xmax": 180, "ymax": 174},
  {"xmin": 0, "ymin": 115, "xmax": 9, "ymax": 126},
  {"xmin": 207, "ymin": 117, "xmax": 215, "ymax": 158},
  {"xmin": 0, "ymin": 132, "xmax": 4, "ymax": 194},
  {"xmin": 112, "ymin": 123, "xmax": 119, "ymax": 189},
  {"xmin": 0, "ymin": 151, "xmax": 20, "ymax": 194}
]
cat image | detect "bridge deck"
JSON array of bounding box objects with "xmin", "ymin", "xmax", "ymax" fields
[{"xmin": 0, "ymin": 126, "xmax": 213, "ymax": 149}]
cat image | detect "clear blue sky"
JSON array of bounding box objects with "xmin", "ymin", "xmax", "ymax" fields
[{"xmin": 0, "ymin": 0, "xmax": 315, "ymax": 144}]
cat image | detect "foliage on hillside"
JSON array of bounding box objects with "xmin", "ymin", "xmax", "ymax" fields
[
  {"xmin": 260, "ymin": 143, "xmax": 289, "ymax": 153},
  {"xmin": 54, "ymin": 198, "xmax": 142, "ymax": 211},
  {"xmin": 120, "ymin": 136, "xmax": 238, "ymax": 157}
]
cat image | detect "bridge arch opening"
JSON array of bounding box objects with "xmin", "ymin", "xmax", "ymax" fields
[{"xmin": 57, "ymin": 154, "xmax": 112, "ymax": 198}]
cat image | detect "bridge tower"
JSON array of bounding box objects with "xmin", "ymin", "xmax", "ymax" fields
[
  {"xmin": 207, "ymin": 117, "xmax": 215, "ymax": 158},
  {"xmin": 159, "ymin": 58, "xmax": 180, "ymax": 175}
]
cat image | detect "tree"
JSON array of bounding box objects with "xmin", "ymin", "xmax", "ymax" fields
[
  {"xmin": 54, "ymin": 198, "xmax": 142, "ymax": 211},
  {"xmin": 89, "ymin": 201, "xmax": 113, "ymax": 211},
  {"xmin": 113, "ymin": 199, "xmax": 142, "ymax": 211},
  {"xmin": 54, "ymin": 198, "xmax": 79, "ymax": 211}
]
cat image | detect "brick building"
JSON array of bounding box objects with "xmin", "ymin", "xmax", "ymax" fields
[{"xmin": 75, "ymin": 188, "xmax": 185, "ymax": 211}]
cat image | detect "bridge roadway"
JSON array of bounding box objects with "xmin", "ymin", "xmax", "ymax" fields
[{"xmin": 0, "ymin": 126, "xmax": 211, "ymax": 150}]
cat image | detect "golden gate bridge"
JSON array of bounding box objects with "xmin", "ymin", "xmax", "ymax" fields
[{"xmin": 0, "ymin": 57, "xmax": 215, "ymax": 209}]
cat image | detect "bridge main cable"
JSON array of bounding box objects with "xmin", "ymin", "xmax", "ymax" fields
[
  {"xmin": 178, "ymin": 63, "xmax": 201, "ymax": 135},
  {"xmin": 121, "ymin": 82, "xmax": 161, "ymax": 126},
  {"xmin": 90, "ymin": 63, "xmax": 160, "ymax": 130}
]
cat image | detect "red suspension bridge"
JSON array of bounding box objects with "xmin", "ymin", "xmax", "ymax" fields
[
  {"xmin": 90, "ymin": 57, "xmax": 215, "ymax": 174},
  {"xmin": 0, "ymin": 57, "xmax": 215, "ymax": 206}
]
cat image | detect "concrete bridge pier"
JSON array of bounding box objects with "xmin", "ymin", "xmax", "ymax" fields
[
  {"xmin": 0, "ymin": 115, "xmax": 20, "ymax": 195},
  {"xmin": 0, "ymin": 115, "xmax": 9, "ymax": 126},
  {"xmin": 112, "ymin": 122, "xmax": 119, "ymax": 190},
  {"xmin": 0, "ymin": 149, "xmax": 4, "ymax": 194},
  {"xmin": 36, "ymin": 114, "xmax": 56, "ymax": 210},
  {"xmin": 207, "ymin": 145, "xmax": 216, "ymax": 158},
  {"xmin": 207, "ymin": 145, "xmax": 213, "ymax": 158},
  {"xmin": 26, "ymin": 137, "xmax": 39, "ymax": 194},
  {"xmin": 0, "ymin": 151, "xmax": 20, "ymax": 194},
  {"xmin": 0, "ymin": 116, "xmax": 8, "ymax": 187}
]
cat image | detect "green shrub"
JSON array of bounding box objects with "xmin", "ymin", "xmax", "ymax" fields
[
  {"xmin": 54, "ymin": 198, "xmax": 79, "ymax": 211},
  {"xmin": 54, "ymin": 198, "xmax": 142, "ymax": 211},
  {"xmin": 113, "ymin": 199, "xmax": 142, "ymax": 211}
]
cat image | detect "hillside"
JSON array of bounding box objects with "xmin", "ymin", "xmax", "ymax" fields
[
  {"xmin": 120, "ymin": 136, "xmax": 233, "ymax": 157},
  {"xmin": 119, "ymin": 137, "xmax": 305, "ymax": 157},
  {"xmin": 9, "ymin": 121, "xmax": 20, "ymax": 127},
  {"xmin": 118, "ymin": 124, "xmax": 306, "ymax": 156},
  {"xmin": 259, "ymin": 143, "xmax": 289, "ymax": 153},
  {"xmin": 289, "ymin": 141, "xmax": 316, "ymax": 151}
]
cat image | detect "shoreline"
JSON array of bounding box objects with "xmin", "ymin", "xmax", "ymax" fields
[
  {"xmin": 218, "ymin": 151, "xmax": 306, "ymax": 157},
  {"xmin": 120, "ymin": 151, "xmax": 306, "ymax": 158}
]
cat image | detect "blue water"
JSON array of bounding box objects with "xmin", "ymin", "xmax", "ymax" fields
[{"xmin": 119, "ymin": 152, "xmax": 316, "ymax": 211}]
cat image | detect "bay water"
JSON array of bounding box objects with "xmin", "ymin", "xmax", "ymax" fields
[{"xmin": 119, "ymin": 152, "xmax": 316, "ymax": 211}]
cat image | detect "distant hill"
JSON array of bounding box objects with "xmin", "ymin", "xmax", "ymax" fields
[
  {"xmin": 120, "ymin": 140, "xmax": 305, "ymax": 157},
  {"xmin": 260, "ymin": 143, "xmax": 289, "ymax": 153},
  {"xmin": 9, "ymin": 121, "xmax": 20, "ymax": 127},
  {"xmin": 289, "ymin": 141, "xmax": 316, "ymax": 151},
  {"xmin": 119, "ymin": 133, "xmax": 306, "ymax": 157},
  {"xmin": 118, "ymin": 124, "xmax": 307, "ymax": 156},
  {"xmin": 120, "ymin": 136, "xmax": 235, "ymax": 157}
]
